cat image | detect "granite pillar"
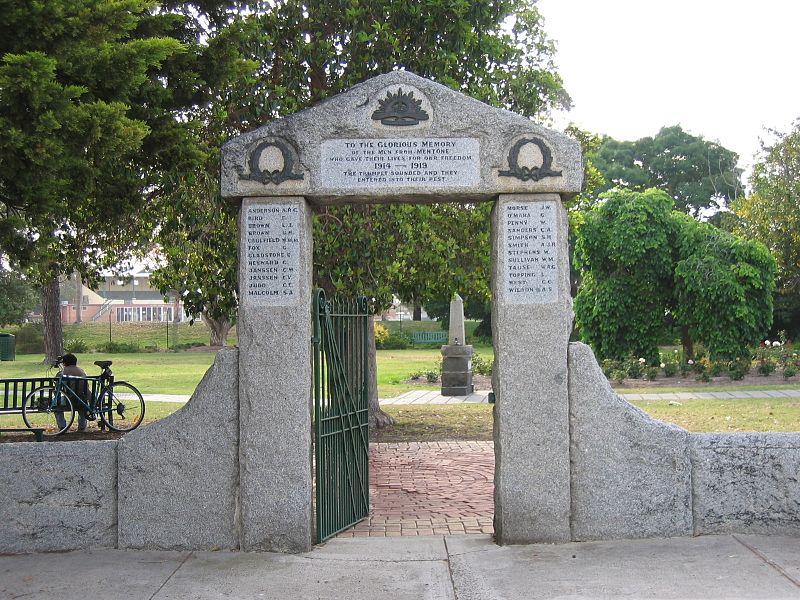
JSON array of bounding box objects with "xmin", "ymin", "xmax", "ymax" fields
[
  {"xmin": 238, "ymin": 196, "xmax": 313, "ymax": 552},
  {"xmin": 492, "ymin": 193, "xmax": 572, "ymax": 544}
]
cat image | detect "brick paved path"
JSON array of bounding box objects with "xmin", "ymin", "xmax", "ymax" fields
[{"xmin": 338, "ymin": 441, "xmax": 494, "ymax": 537}]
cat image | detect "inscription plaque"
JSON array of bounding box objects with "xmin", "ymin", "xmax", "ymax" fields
[
  {"xmin": 320, "ymin": 137, "xmax": 480, "ymax": 188},
  {"xmin": 243, "ymin": 203, "xmax": 300, "ymax": 305},
  {"xmin": 503, "ymin": 201, "xmax": 558, "ymax": 304}
]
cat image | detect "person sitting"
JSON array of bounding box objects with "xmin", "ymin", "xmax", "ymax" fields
[{"xmin": 56, "ymin": 353, "xmax": 90, "ymax": 432}]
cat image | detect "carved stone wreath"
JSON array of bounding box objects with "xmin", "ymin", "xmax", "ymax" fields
[
  {"xmin": 499, "ymin": 137, "xmax": 562, "ymax": 182},
  {"xmin": 238, "ymin": 138, "xmax": 304, "ymax": 185}
]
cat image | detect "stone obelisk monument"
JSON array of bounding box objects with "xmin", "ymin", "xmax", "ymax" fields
[{"xmin": 440, "ymin": 294, "xmax": 474, "ymax": 396}]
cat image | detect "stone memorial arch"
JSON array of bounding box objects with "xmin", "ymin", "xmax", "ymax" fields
[
  {"xmin": 222, "ymin": 70, "xmax": 582, "ymax": 551},
  {"xmin": 1, "ymin": 72, "xmax": 797, "ymax": 555}
]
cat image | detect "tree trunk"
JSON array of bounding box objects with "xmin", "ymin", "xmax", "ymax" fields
[
  {"xmin": 41, "ymin": 276, "xmax": 64, "ymax": 364},
  {"xmin": 173, "ymin": 296, "xmax": 182, "ymax": 323},
  {"xmin": 681, "ymin": 325, "xmax": 695, "ymax": 361},
  {"xmin": 75, "ymin": 275, "xmax": 83, "ymax": 323},
  {"xmin": 413, "ymin": 305, "xmax": 422, "ymax": 321},
  {"xmin": 203, "ymin": 311, "xmax": 232, "ymax": 347},
  {"xmin": 367, "ymin": 315, "xmax": 394, "ymax": 429}
]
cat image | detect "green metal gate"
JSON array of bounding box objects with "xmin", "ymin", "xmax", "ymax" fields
[{"xmin": 312, "ymin": 289, "xmax": 370, "ymax": 542}]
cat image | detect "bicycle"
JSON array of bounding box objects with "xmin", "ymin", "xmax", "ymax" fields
[{"xmin": 21, "ymin": 358, "xmax": 145, "ymax": 436}]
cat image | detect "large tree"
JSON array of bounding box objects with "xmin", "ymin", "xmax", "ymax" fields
[
  {"xmin": 0, "ymin": 0, "xmax": 185, "ymax": 362},
  {"xmin": 0, "ymin": 270, "xmax": 37, "ymax": 327},
  {"xmin": 591, "ymin": 125, "xmax": 743, "ymax": 217},
  {"xmin": 575, "ymin": 188, "xmax": 775, "ymax": 362},
  {"xmin": 732, "ymin": 120, "xmax": 800, "ymax": 337},
  {"xmin": 152, "ymin": 0, "xmax": 570, "ymax": 427}
]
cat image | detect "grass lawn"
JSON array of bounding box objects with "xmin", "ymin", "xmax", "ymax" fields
[
  {"xmin": 373, "ymin": 396, "xmax": 800, "ymax": 443},
  {"xmin": 621, "ymin": 383, "xmax": 800, "ymax": 393},
  {"xmin": 630, "ymin": 397, "xmax": 800, "ymax": 433},
  {"xmin": 5, "ymin": 321, "xmax": 231, "ymax": 352},
  {"xmin": 1, "ymin": 347, "xmax": 494, "ymax": 398},
  {"xmin": 0, "ymin": 352, "xmax": 216, "ymax": 395},
  {"xmin": 376, "ymin": 346, "xmax": 494, "ymax": 397},
  {"xmin": 373, "ymin": 404, "xmax": 493, "ymax": 442},
  {"xmin": 0, "ymin": 401, "xmax": 188, "ymax": 433}
]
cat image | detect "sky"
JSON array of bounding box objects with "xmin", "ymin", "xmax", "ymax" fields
[{"xmin": 536, "ymin": 0, "xmax": 800, "ymax": 175}]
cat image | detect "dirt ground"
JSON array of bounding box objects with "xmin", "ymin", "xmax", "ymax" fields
[{"xmin": 0, "ymin": 427, "xmax": 125, "ymax": 444}]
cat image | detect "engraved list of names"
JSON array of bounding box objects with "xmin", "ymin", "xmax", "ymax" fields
[
  {"xmin": 503, "ymin": 201, "xmax": 559, "ymax": 304},
  {"xmin": 244, "ymin": 203, "xmax": 300, "ymax": 305}
]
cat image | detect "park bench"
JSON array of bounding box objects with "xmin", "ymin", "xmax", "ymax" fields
[
  {"xmin": 0, "ymin": 376, "xmax": 101, "ymax": 440},
  {"xmin": 0, "ymin": 378, "xmax": 55, "ymax": 441},
  {"xmin": 411, "ymin": 331, "xmax": 448, "ymax": 345},
  {"xmin": 0, "ymin": 377, "xmax": 55, "ymax": 414}
]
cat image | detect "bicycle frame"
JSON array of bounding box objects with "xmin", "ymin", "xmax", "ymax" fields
[{"xmin": 50, "ymin": 374, "xmax": 102, "ymax": 416}]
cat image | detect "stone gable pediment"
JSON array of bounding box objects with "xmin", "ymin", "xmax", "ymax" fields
[{"xmin": 221, "ymin": 71, "xmax": 582, "ymax": 203}]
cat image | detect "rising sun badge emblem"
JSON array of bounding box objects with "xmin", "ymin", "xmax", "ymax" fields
[{"xmin": 371, "ymin": 88, "xmax": 429, "ymax": 126}]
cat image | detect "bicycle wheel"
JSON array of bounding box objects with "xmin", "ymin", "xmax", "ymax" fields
[
  {"xmin": 98, "ymin": 382, "xmax": 145, "ymax": 432},
  {"xmin": 22, "ymin": 386, "xmax": 75, "ymax": 436}
]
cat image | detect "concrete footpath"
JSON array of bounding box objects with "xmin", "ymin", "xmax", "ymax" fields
[
  {"xmin": 145, "ymin": 388, "xmax": 800, "ymax": 405},
  {"xmin": 2, "ymin": 534, "xmax": 798, "ymax": 599}
]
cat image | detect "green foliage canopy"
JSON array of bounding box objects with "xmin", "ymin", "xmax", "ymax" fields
[
  {"xmin": 151, "ymin": 0, "xmax": 570, "ymax": 331},
  {"xmin": 0, "ymin": 271, "xmax": 38, "ymax": 326},
  {"xmin": 575, "ymin": 189, "xmax": 775, "ymax": 361},
  {"xmin": 591, "ymin": 125, "xmax": 743, "ymax": 217},
  {"xmin": 0, "ymin": 0, "xmax": 185, "ymax": 284},
  {"xmin": 732, "ymin": 120, "xmax": 800, "ymax": 337}
]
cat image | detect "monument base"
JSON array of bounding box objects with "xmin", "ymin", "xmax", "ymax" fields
[{"xmin": 441, "ymin": 344, "xmax": 474, "ymax": 396}]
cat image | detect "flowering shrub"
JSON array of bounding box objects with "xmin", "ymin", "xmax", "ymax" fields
[
  {"xmin": 625, "ymin": 357, "xmax": 645, "ymax": 379},
  {"xmin": 727, "ymin": 358, "xmax": 751, "ymax": 380},
  {"xmin": 755, "ymin": 342, "xmax": 778, "ymax": 376},
  {"xmin": 374, "ymin": 323, "xmax": 390, "ymax": 347}
]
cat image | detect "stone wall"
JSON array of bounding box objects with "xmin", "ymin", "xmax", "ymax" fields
[
  {"xmin": 118, "ymin": 347, "xmax": 240, "ymax": 550},
  {"xmin": 0, "ymin": 440, "xmax": 117, "ymax": 553},
  {"xmin": 0, "ymin": 349, "xmax": 240, "ymax": 554},
  {"xmin": 1, "ymin": 342, "xmax": 799, "ymax": 554},
  {"xmin": 692, "ymin": 433, "xmax": 800, "ymax": 535},
  {"xmin": 569, "ymin": 341, "xmax": 800, "ymax": 540}
]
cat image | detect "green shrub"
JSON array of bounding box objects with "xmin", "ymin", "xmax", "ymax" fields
[
  {"xmin": 381, "ymin": 331, "xmax": 412, "ymax": 350},
  {"xmin": 97, "ymin": 341, "xmax": 139, "ymax": 353},
  {"xmin": 784, "ymin": 365, "xmax": 798, "ymax": 380},
  {"xmin": 727, "ymin": 358, "xmax": 751, "ymax": 381},
  {"xmin": 472, "ymin": 354, "xmax": 494, "ymax": 376},
  {"xmin": 63, "ymin": 337, "xmax": 89, "ymax": 353},
  {"xmin": 601, "ymin": 359, "xmax": 616, "ymax": 379},
  {"xmin": 644, "ymin": 366, "xmax": 658, "ymax": 381},
  {"xmin": 169, "ymin": 342, "xmax": 206, "ymax": 351},
  {"xmin": 408, "ymin": 370, "xmax": 424, "ymax": 380},
  {"xmin": 695, "ymin": 371, "xmax": 711, "ymax": 383},
  {"xmin": 14, "ymin": 323, "xmax": 43, "ymax": 354},
  {"xmin": 662, "ymin": 362, "xmax": 678, "ymax": 377},
  {"xmin": 611, "ymin": 369, "xmax": 627, "ymax": 384},
  {"xmin": 425, "ymin": 370, "xmax": 439, "ymax": 383},
  {"xmin": 693, "ymin": 358, "xmax": 708, "ymax": 375},
  {"xmin": 757, "ymin": 361, "xmax": 776, "ymax": 376}
]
